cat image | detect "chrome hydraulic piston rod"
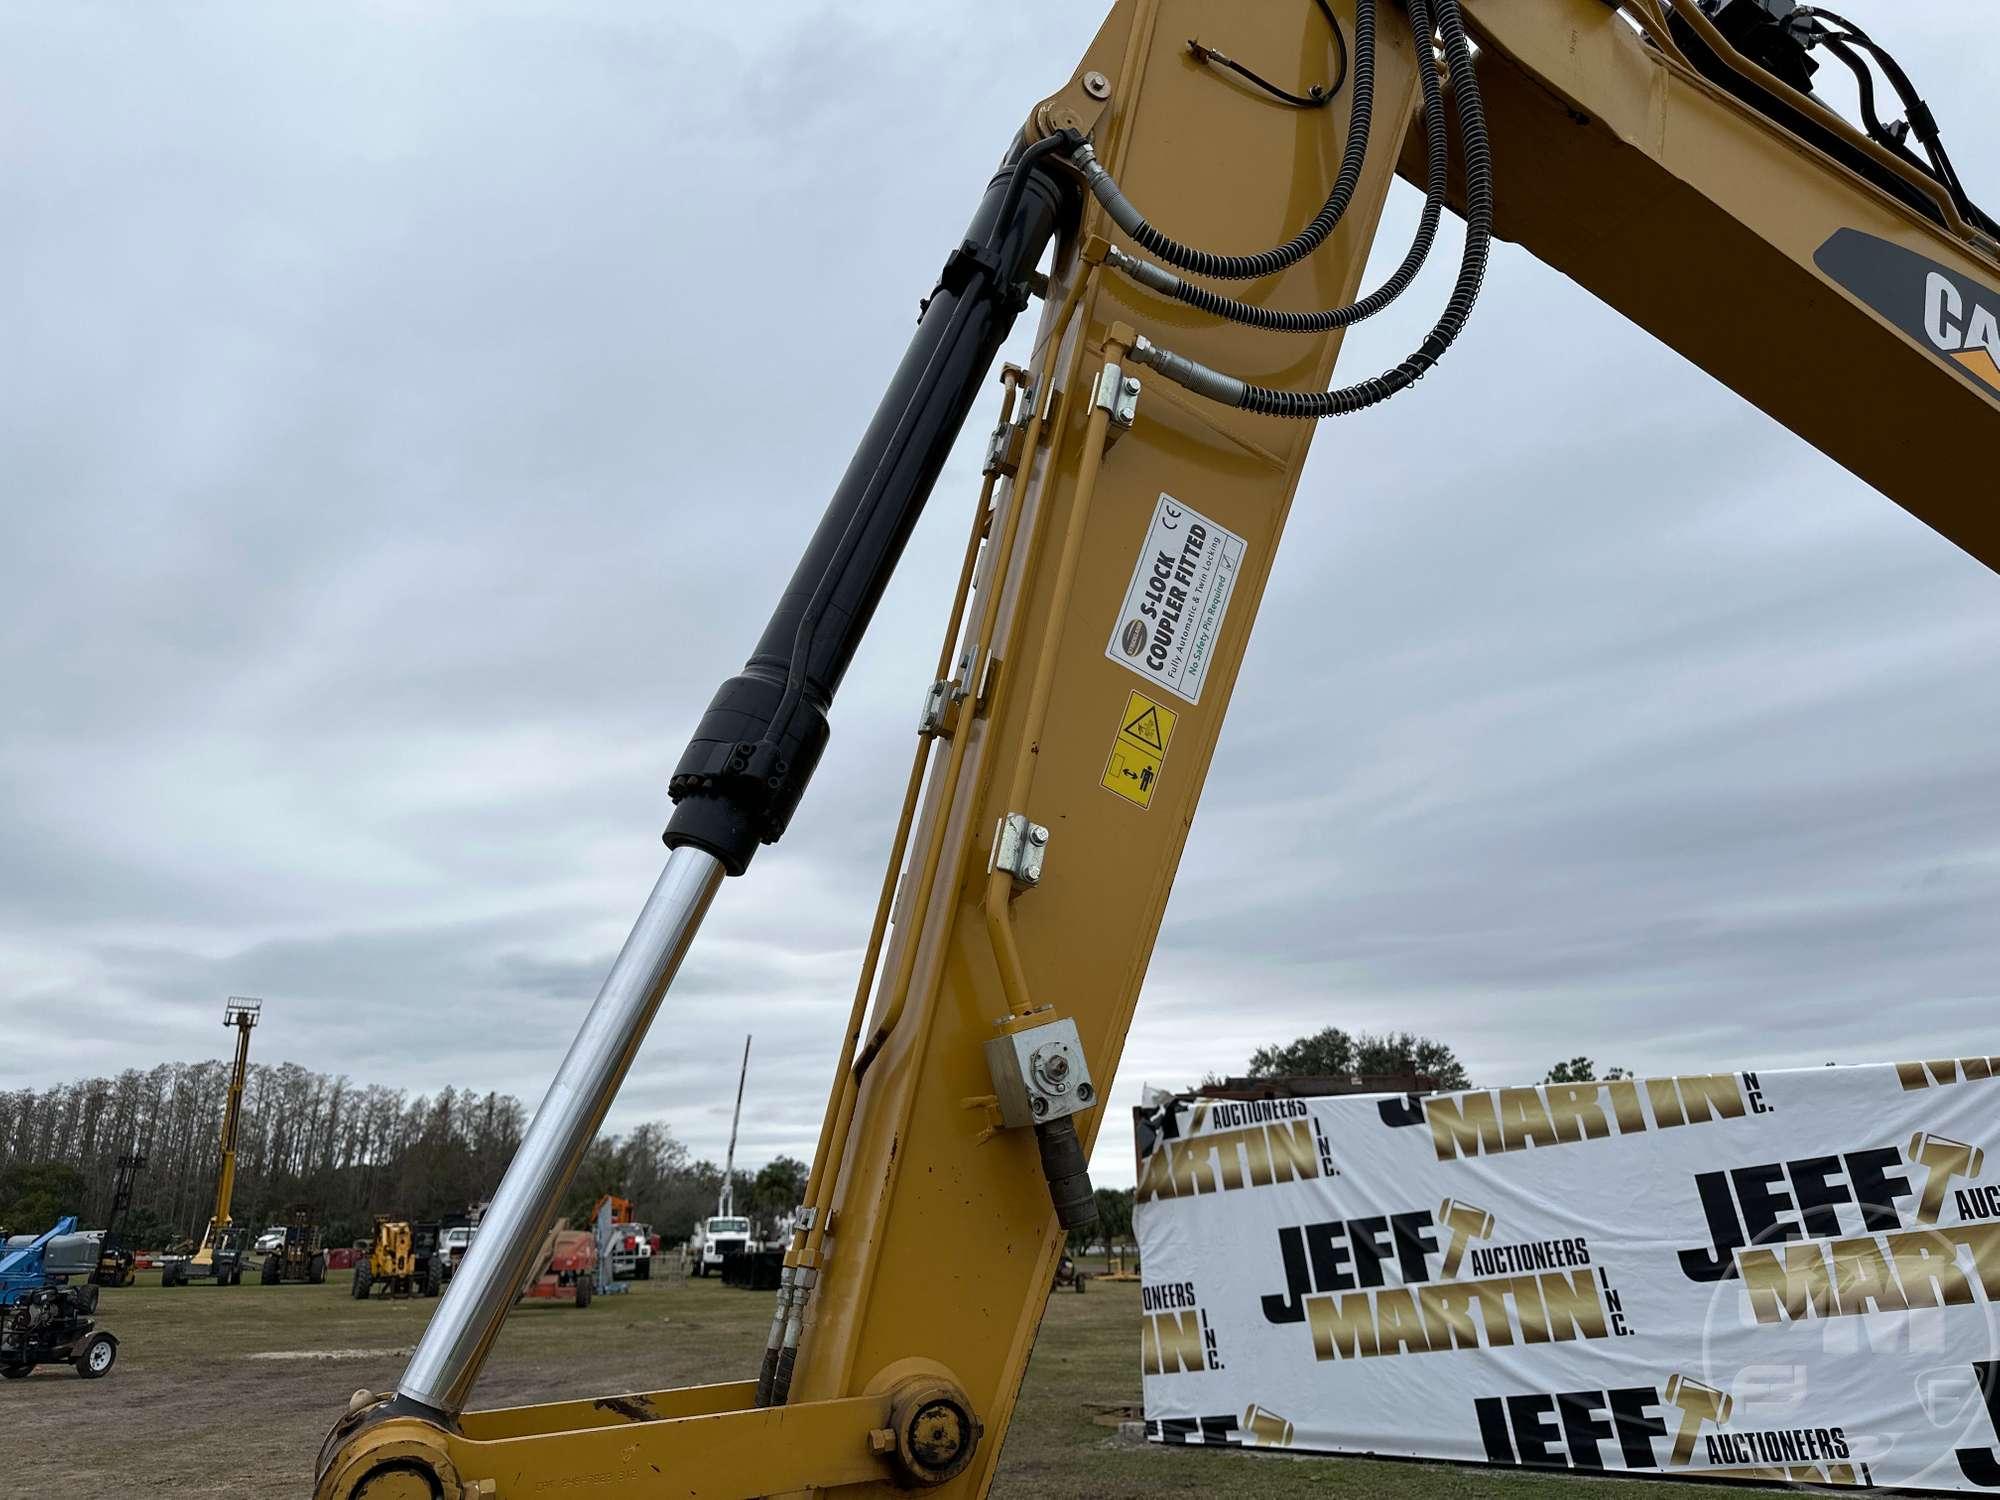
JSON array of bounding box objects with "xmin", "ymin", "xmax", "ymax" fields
[
  {"xmin": 379, "ymin": 136, "xmax": 1076, "ymax": 1423},
  {"xmin": 397, "ymin": 845, "xmax": 723, "ymax": 1416}
]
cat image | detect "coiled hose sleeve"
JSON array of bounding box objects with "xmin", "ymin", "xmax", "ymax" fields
[
  {"xmin": 1108, "ymin": 0, "xmax": 1445, "ymax": 333},
  {"xmin": 1073, "ymin": 0, "xmax": 1377, "ymax": 281},
  {"xmin": 1132, "ymin": 0, "xmax": 1491, "ymax": 419}
]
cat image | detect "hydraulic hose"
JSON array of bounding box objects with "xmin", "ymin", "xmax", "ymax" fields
[
  {"xmin": 1073, "ymin": 0, "xmax": 1377, "ymax": 281},
  {"xmin": 1800, "ymin": 6, "xmax": 1993, "ymax": 234},
  {"xmin": 1107, "ymin": 0, "xmax": 1445, "ymax": 334},
  {"xmin": 1131, "ymin": 0, "xmax": 1491, "ymax": 419}
]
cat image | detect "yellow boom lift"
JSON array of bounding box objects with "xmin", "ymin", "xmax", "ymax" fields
[
  {"xmin": 314, "ymin": 1, "xmax": 1998, "ymax": 1494},
  {"xmin": 162, "ymin": 998, "xmax": 259, "ymax": 1288}
]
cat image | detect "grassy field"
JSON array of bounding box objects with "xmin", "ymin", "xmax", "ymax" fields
[{"xmin": 0, "ymin": 1267, "xmax": 1760, "ymax": 1497}]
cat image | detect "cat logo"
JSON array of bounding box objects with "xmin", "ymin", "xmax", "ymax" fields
[
  {"xmin": 1925, "ymin": 271, "xmax": 2000, "ymax": 390},
  {"xmin": 1815, "ymin": 228, "xmax": 2000, "ymax": 400}
]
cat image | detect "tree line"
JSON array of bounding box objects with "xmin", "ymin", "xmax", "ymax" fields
[
  {"xmin": 0, "ymin": 1058, "xmax": 805, "ymax": 1251},
  {"xmin": 1241, "ymin": 1026, "xmax": 1630, "ymax": 1091},
  {"xmin": 5, "ymin": 1028, "xmax": 1627, "ymax": 1255}
]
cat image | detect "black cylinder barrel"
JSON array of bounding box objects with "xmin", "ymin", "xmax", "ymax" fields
[{"xmin": 664, "ymin": 135, "xmax": 1076, "ymax": 875}]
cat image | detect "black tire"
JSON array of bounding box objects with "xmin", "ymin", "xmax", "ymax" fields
[
  {"xmin": 74, "ymin": 1333, "xmax": 117, "ymax": 1379},
  {"xmin": 575, "ymin": 1279, "xmax": 593, "ymax": 1309},
  {"xmin": 1, "ymin": 1364, "xmax": 31, "ymax": 1379},
  {"xmin": 424, "ymin": 1261, "xmax": 441, "ymax": 1298},
  {"xmin": 310, "ymin": 1254, "xmax": 326, "ymax": 1285},
  {"xmin": 1074, "ymin": 1274, "xmax": 1089, "ymax": 1294},
  {"xmin": 261, "ymin": 1256, "xmax": 281, "ymax": 1285},
  {"xmin": 636, "ymin": 1258, "xmax": 651, "ymax": 1281},
  {"xmin": 352, "ymin": 1265, "xmax": 372, "ymax": 1300}
]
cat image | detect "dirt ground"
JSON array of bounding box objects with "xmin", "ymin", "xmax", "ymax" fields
[{"xmin": 1, "ymin": 1267, "xmax": 1757, "ymax": 1498}]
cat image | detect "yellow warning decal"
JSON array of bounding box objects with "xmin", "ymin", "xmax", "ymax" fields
[{"xmin": 1101, "ymin": 690, "xmax": 1179, "ymax": 809}]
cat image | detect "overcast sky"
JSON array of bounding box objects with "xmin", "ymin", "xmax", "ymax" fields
[{"xmin": 3, "ymin": 3, "xmax": 1994, "ymax": 1191}]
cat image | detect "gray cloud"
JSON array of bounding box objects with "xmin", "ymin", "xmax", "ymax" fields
[{"xmin": 3, "ymin": 3, "xmax": 1994, "ymax": 1190}]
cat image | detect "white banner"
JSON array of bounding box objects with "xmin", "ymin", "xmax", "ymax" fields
[{"xmin": 1134, "ymin": 1059, "xmax": 2000, "ymax": 1490}]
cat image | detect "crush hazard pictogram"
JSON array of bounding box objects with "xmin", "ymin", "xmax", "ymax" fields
[
  {"xmin": 1102, "ymin": 690, "xmax": 1179, "ymax": 809},
  {"xmin": 1123, "ymin": 702, "xmax": 1168, "ymax": 751}
]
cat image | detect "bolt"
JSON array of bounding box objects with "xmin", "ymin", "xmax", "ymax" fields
[
  {"xmin": 1077, "ymin": 1083, "xmax": 1094, "ymax": 1103},
  {"xmin": 1123, "ymin": 376, "xmax": 1141, "ymax": 396},
  {"xmin": 1042, "ymin": 1053, "xmax": 1071, "ymax": 1083},
  {"xmin": 869, "ymin": 1427, "xmax": 897, "ymax": 1455},
  {"xmin": 1029, "ymin": 825, "xmax": 1048, "ymax": 846},
  {"xmin": 1031, "ymin": 1094, "xmax": 1049, "ymax": 1117},
  {"xmin": 1083, "ymin": 70, "xmax": 1111, "ymax": 100}
]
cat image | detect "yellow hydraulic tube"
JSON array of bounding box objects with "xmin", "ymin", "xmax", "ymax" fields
[
  {"xmin": 792, "ymin": 367, "xmax": 1021, "ymax": 1242},
  {"xmin": 844, "ymin": 271, "xmax": 1090, "ymax": 1087},
  {"xmin": 982, "ymin": 331, "xmax": 1129, "ymax": 1020},
  {"xmin": 767, "ymin": 371, "xmax": 1027, "ymax": 1392},
  {"xmin": 789, "ymin": 277, "xmax": 1089, "ymax": 1316}
]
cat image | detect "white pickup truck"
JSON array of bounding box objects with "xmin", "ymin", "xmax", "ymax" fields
[
  {"xmin": 692, "ymin": 1216, "xmax": 751, "ymax": 1277},
  {"xmin": 438, "ymin": 1224, "xmax": 475, "ymax": 1285},
  {"xmin": 608, "ymin": 1222, "xmax": 655, "ymax": 1280}
]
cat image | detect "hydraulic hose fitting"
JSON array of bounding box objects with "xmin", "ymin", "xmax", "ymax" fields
[
  {"xmin": 1129, "ymin": 337, "xmax": 1249, "ymax": 408},
  {"xmin": 1103, "ymin": 244, "xmax": 1183, "ymax": 297},
  {"xmin": 984, "ymin": 1017, "xmax": 1100, "ymax": 1231}
]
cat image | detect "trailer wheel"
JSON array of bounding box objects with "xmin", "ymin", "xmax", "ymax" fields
[
  {"xmin": 310, "ymin": 1253, "xmax": 326, "ymax": 1285},
  {"xmin": 352, "ymin": 1265, "xmax": 372, "ymax": 1300},
  {"xmin": 636, "ymin": 1258, "xmax": 651, "ymax": 1281},
  {"xmin": 74, "ymin": 1333, "xmax": 117, "ymax": 1379},
  {"xmin": 261, "ymin": 1256, "xmax": 282, "ymax": 1285},
  {"xmin": 575, "ymin": 1279, "xmax": 593, "ymax": 1309}
]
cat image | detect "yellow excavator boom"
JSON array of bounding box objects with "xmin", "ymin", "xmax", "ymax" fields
[{"xmin": 313, "ymin": 2, "xmax": 1996, "ymax": 1494}]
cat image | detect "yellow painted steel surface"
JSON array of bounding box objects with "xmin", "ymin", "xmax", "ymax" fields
[
  {"xmin": 1455, "ymin": 0, "xmax": 1999, "ymax": 570},
  {"xmin": 784, "ymin": 8, "xmax": 1422, "ymax": 1493}
]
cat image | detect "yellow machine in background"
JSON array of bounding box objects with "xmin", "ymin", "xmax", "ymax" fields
[
  {"xmin": 315, "ymin": 1, "xmax": 1998, "ymax": 1494},
  {"xmin": 261, "ymin": 1205, "xmax": 329, "ymax": 1286},
  {"xmin": 161, "ymin": 998, "xmax": 259, "ymax": 1289},
  {"xmin": 354, "ymin": 1219, "xmax": 439, "ymax": 1300}
]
